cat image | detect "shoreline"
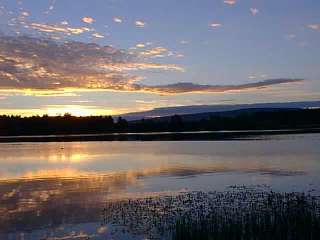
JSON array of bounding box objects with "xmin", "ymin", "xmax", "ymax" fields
[{"xmin": 0, "ymin": 128, "xmax": 319, "ymax": 142}]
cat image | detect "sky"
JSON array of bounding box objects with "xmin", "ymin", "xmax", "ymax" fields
[{"xmin": 0, "ymin": 0, "xmax": 319, "ymax": 116}]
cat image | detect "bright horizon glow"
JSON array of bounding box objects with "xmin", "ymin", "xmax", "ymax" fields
[
  {"xmin": 0, "ymin": 105, "xmax": 122, "ymax": 117},
  {"xmin": 46, "ymin": 105, "xmax": 115, "ymax": 117}
]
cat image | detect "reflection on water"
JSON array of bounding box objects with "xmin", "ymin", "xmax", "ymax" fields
[{"xmin": 0, "ymin": 134, "xmax": 320, "ymax": 239}]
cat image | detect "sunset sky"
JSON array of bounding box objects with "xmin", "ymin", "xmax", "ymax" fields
[{"xmin": 0, "ymin": 0, "xmax": 319, "ymax": 116}]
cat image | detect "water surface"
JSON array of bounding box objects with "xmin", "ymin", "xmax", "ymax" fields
[{"xmin": 0, "ymin": 133, "xmax": 319, "ymax": 239}]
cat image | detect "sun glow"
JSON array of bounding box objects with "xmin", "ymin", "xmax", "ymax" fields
[
  {"xmin": 0, "ymin": 105, "xmax": 119, "ymax": 116},
  {"xmin": 45, "ymin": 105, "xmax": 115, "ymax": 116}
]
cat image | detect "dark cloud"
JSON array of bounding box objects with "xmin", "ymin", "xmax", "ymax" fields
[
  {"xmin": 134, "ymin": 79, "xmax": 304, "ymax": 94},
  {"xmin": 0, "ymin": 34, "xmax": 303, "ymax": 94}
]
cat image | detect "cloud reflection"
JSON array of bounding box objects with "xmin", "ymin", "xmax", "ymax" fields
[{"xmin": 0, "ymin": 165, "xmax": 306, "ymax": 233}]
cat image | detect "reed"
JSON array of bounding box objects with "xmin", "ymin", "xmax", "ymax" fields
[
  {"xmin": 173, "ymin": 192, "xmax": 320, "ymax": 240},
  {"xmin": 102, "ymin": 189, "xmax": 320, "ymax": 239}
]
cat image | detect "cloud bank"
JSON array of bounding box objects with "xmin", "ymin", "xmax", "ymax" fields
[
  {"xmin": 0, "ymin": 34, "xmax": 303, "ymax": 94},
  {"xmin": 133, "ymin": 79, "xmax": 304, "ymax": 94}
]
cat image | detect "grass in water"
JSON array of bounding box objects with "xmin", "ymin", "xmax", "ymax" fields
[
  {"xmin": 103, "ymin": 189, "xmax": 320, "ymax": 239},
  {"xmin": 173, "ymin": 192, "xmax": 320, "ymax": 240}
]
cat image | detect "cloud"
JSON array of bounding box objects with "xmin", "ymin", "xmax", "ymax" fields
[
  {"xmin": 100, "ymin": 63, "xmax": 184, "ymax": 72},
  {"xmin": 0, "ymin": 34, "xmax": 182, "ymax": 92},
  {"xmin": 113, "ymin": 17, "xmax": 122, "ymax": 23},
  {"xmin": 44, "ymin": 0, "xmax": 56, "ymax": 15},
  {"xmin": 21, "ymin": 11, "xmax": 29, "ymax": 17},
  {"xmin": 27, "ymin": 22, "xmax": 92, "ymax": 35},
  {"xmin": 180, "ymin": 40, "xmax": 189, "ymax": 44},
  {"xmin": 307, "ymin": 24, "xmax": 320, "ymax": 31},
  {"xmin": 132, "ymin": 44, "xmax": 182, "ymax": 59},
  {"xmin": 9, "ymin": 15, "xmax": 92, "ymax": 37},
  {"xmin": 210, "ymin": 23, "xmax": 222, "ymax": 28},
  {"xmin": 92, "ymin": 33, "xmax": 104, "ymax": 38},
  {"xmin": 136, "ymin": 43, "xmax": 145, "ymax": 48},
  {"xmin": 133, "ymin": 79, "xmax": 304, "ymax": 94},
  {"xmin": 135, "ymin": 20, "xmax": 146, "ymax": 28},
  {"xmin": 0, "ymin": 34, "xmax": 303, "ymax": 95},
  {"xmin": 250, "ymin": 8, "xmax": 259, "ymax": 16},
  {"xmin": 224, "ymin": 0, "xmax": 237, "ymax": 5},
  {"xmin": 82, "ymin": 17, "xmax": 95, "ymax": 24},
  {"xmin": 138, "ymin": 47, "xmax": 169, "ymax": 58}
]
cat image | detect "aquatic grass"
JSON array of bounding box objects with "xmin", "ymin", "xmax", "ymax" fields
[
  {"xmin": 173, "ymin": 192, "xmax": 320, "ymax": 240},
  {"xmin": 102, "ymin": 189, "xmax": 320, "ymax": 239}
]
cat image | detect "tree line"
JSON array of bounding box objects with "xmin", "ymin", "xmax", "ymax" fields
[{"xmin": 0, "ymin": 109, "xmax": 319, "ymax": 136}]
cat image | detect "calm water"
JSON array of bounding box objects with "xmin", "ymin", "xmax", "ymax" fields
[{"xmin": 0, "ymin": 133, "xmax": 320, "ymax": 239}]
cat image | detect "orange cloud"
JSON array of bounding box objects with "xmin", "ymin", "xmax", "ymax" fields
[
  {"xmin": 100, "ymin": 62, "xmax": 184, "ymax": 72},
  {"xmin": 136, "ymin": 43, "xmax": 145, "ymax": 48},
  {"xmin": 0, "ymin": 34, "xmax": 183, "ymax": 92},
  {"xmin": 28, "ymin": 22, "xmax": 92, "ymax": 35},
  {"xmin": 138, "ymin": 47, "xmax": 169, "ymax": 58},
  {"xmin": 82, "ymin": 17, "xmax": 95, "ymax": 24}
]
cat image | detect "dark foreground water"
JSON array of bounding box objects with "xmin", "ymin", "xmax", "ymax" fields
[{"xmin": 0, "ymin": 133, "xmax": 320, "ymax": 239}]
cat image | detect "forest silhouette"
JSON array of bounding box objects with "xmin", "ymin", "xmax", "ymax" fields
[{"xmin": 0, "ymin": 108, "xmax": 319, "ymax": 136}]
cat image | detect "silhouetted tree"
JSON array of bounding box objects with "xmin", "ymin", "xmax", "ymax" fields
[
  {"xmin": 169, "ymin": 115, "xmax": 183, "ymax": 131},
  {"xmin": 116, "ymin": 117, "xmax": 128, "ymax": 132},
  {"xmin": 0, "ymin": 109, "xmax": 319, "ymax": 136}
]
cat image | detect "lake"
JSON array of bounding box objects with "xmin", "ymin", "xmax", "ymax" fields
[{"xmin": 1, "ymin": 133, "xmax": 320, "ymax": 239}]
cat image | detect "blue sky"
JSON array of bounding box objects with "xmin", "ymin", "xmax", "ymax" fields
[{"xmin": 0, "ymin": 0, "xmax": 319, "ymax": 116}]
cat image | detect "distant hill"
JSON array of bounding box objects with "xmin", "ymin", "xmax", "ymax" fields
[
  {"xmin": 119, "ymin": 101, "xmax": 320, "ymax": 121},
  {"xmin": 131, "ymin": 108, "xmax": 300, "ymax": 123}
]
